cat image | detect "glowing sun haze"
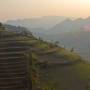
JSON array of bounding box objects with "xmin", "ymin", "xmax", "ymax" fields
[{"xmin": 0, "ymin": 0, "xmax": 90, "ymax": 21}]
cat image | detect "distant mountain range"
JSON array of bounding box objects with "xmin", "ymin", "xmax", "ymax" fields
[
  {"xmin": 5, "ymin": 16, "xmax": 90, "ymax": 61},
  {"xmin": 6, "ymin": 16, "xmax": 67, "ymax": 32},
  {"xmin": 47, "ymin": 17, "xmax": 90, "ymax": 34},
  {"xmin": 6, "ymin": 16, "xmax": 90, "ymax": 34}
]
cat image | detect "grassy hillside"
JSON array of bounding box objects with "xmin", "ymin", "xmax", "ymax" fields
[
  {"xmin": 30, "ymin": 34, "xmax": 90, "ymax": 90},
  {"xmin": 23, "ymin": 31, "xmax": 89, "ymax": 90},
  {"xmin": 1, "ymin": 24, "xmax": 90, "ymax": 90}
]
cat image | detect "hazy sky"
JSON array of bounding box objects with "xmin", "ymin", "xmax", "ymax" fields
[{"xmin": 0, "ymin": 0, "xmax": 90, "ymax": 21}]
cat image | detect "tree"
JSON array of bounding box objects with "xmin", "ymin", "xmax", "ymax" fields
[
  {"xmin": 55, "ymin": 41, "xmax": 59, "ymax": 47},
  {"xmin": 0, "ymin": 23, "xmax": 2, "ymax": 27},
  {"xmin": 0, "ymin": 23, "xmax": 5, "ymax": 30},
  {"xmin": 70, "ymin": 47, "xmax": 74, "ymax": 52}
]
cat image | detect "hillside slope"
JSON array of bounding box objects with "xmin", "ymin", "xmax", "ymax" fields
[
  {"xmin": 37, "ymin": 30, "xmax": 90, "ymax": 61},
  {"xmin": 1, "ymin": 24, "xmax": 90, "ymax": 90},
  {"xmin": 15, "ymin": 27, "xmax": 89, "ymax": 90},
  {"xmin": 29, "ymin": 35, "xmax": 90, "ymax": 90}
]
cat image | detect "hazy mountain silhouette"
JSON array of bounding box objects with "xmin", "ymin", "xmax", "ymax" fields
[
  {"xmin": 46, "ymin": 17, "xmax": 90, "ymax": 34},
  {"xmin": 6, "ymin": 16, "xmax": 67, "ymax": 29}
]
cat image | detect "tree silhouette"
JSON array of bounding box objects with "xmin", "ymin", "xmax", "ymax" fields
[
  {"xmin": 70, "ymin": 47, "xmax": 74, "ymax": 52},
  {"xmin": 0, "ymin": 23, "xmax": 2, "ymax": 27}
]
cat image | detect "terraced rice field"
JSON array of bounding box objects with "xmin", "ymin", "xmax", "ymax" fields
[{"xmin": 0, "ymin": 30, "xmax": 32, "ymax": 90}]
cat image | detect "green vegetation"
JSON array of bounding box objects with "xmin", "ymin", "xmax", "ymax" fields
[
  {"xmin": 31, "ymin": 52, "xmax": 40, "ymax": 89},
  {"xmin": 58, "ymin": 49, "xmax": 82, "ymax": 62},
  {"xmin": 30, "ymin": 34, "xmax": 90, "ymax": 90},
  {"xmin": 0, "ymin": 22, "xmax": 5, "ymax": 30},
  {"xmin": 73, "ymin": 63, "xmax": 90, "ymax": 79},
  {"xmin": 36, "ymin": 42, "xmax": 49, "ymax": 50},
  {"xmin": 35, "ymin": 37, "xmax": 83, "ymax": 63},
  {"xmin": 42, "ymin": 81, "xmax": 57, "ymax": 90}
]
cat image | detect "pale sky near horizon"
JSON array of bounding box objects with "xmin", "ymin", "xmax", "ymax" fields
[{"xmin": 0, "ymin": 0, "xmax": 90, "ymax": 21}]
